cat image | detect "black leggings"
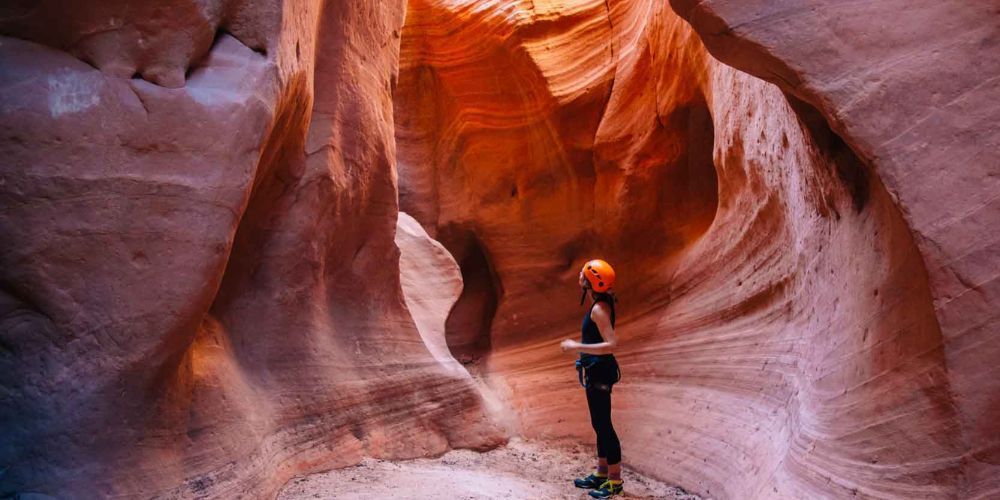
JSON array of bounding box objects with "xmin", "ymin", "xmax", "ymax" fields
[{"xmin": 586, "ymin": 386, "xmax": 621, "ymax": 464}]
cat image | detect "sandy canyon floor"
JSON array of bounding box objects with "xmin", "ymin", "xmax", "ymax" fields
[{"xmin": 277, "ymin": 439, "xmax": 704, "ymax": 499}]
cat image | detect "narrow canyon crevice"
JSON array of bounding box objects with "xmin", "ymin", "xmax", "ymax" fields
[
  {"xmin": 785, "ymin": 94, "xmax": 870, "ymax": 214},
  {"xmin": 438, "ymin": 225, "xmax": 502, "ymax": 365},
  {"xmin": 392, "ymin": 1, "xmax": 969, "ymax": 498},
  {"xmin": 0, "ymin": 1, "xmax": 996, "ymax": 499}
]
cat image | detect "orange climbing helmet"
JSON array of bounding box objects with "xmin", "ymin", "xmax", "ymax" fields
[{"xmin": 581, "ymin": 259, "xmax": 616, "ymax": 292}]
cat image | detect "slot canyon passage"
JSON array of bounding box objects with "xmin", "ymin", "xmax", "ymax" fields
[{"xmin": 0, "ymin": 0, "xmax": 998, "ymax": 498}]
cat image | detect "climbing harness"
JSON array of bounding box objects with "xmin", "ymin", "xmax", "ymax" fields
[{"xmin": 576, "ymin": 354, "xmax": 621, "ymax": 391}]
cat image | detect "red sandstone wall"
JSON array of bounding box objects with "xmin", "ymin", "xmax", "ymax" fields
[
  {"xmin": 0, "ymin": 1, "xmax": 501, "ymax": 498},
  {"xmin": 669, "ymin": 2, "xmax": 1000, "ymax": 496},
  {"xmin": 394, "ymin": 0, "xmax": 990, "ymax": 498},
  {"xmin": 0, "ymin": 0, "xmax": 995, "ymax": 498}
]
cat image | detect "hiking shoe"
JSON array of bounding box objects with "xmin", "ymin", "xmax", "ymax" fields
[
  {"xmin": 574, "ymin": 473, "xmax": 607, "ymax": 489},
  {"xmin": 589, "ymin": 479, "xmax": 624, "ymax": 498}
]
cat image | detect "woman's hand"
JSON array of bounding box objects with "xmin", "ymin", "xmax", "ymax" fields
[{"xmin": 560, "ymin": 339, "xmax": 578, "ymax": 352}]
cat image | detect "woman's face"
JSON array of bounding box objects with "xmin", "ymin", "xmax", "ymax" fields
[{"xmin": 578, "ymin": 271, "xmax": 586, "ymax": 288}]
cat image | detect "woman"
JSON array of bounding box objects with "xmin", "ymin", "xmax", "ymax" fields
[{"xmin": 560, "ymin": 259, "xmax": 623, "ymax": 498}]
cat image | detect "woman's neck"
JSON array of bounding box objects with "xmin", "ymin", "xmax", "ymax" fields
[{"xmin": 591, "ymin": 291, "xmax": 613, "ymax": 305}]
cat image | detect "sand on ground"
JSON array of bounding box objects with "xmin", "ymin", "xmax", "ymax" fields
[{"xmin": 277, "ymin": 438, "xmax": 703, "ymax": 499}]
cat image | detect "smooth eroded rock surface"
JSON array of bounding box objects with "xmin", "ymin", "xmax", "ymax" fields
[
  {"xmin": 394, "ymin": 0, "xmax": 993, "ymax": 498},
  {"xmin": 1, "ymin": 0, "xmax": 996, "ymax": 499},
  {"xmin": 0, "ymin": 1, "xmax": 502, "ymax": 498},
  {"xmin": 669, "ymin": 1, "xmax": 1000, "ymax": 496}
]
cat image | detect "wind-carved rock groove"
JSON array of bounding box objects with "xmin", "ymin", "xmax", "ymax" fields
[
  {"xmin": 0, "ymin": 1, "xmax": 503, "ymax": 498},
  {"xmin": 394, "ymin": 1, "xmax": 977, "ymax": 499},
  {"xmin": 0, "ymin": 0, "xmax": 995, "ymax": 499}
]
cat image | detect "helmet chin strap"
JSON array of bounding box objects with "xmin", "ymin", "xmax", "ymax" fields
[{"xmin": 580, "ymin": 286, "xmax": 589, "ymax": 306}]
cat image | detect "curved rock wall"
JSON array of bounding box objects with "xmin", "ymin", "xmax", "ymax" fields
[
  {"xmin": 395, "ymin": 0, "xmax": 987, "ymax": 498},
  {"xmin": 669, "ymin": 2, "xmax": 1000, "ymax": 497},
  {"xmin": 0, "ymin": 1, "xmax": 501, "ymax": 498},
  {"xmin": 1, "ymin": 0, "xmax": 994, "ymax": 498}
]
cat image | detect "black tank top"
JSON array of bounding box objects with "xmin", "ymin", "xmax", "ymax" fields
[{"xmin": 581, "ymin": 294, "xmax": 616, "ymax": 345}]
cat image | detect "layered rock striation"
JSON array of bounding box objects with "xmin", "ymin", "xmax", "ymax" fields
[
  {"xmin": 669, "ymin": 2, "xmax": 1000, "ymax": 496},
  {"xmin": 0, "ymin": 1, "xmax": 500, "ymax": 498},
  {"xmin": 0, "ymin": 0, "xmax": 996, "ymax": 499},
  {"xmin": 395, "ymin": 0, "xmax": 995, "ymax": 498}
]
